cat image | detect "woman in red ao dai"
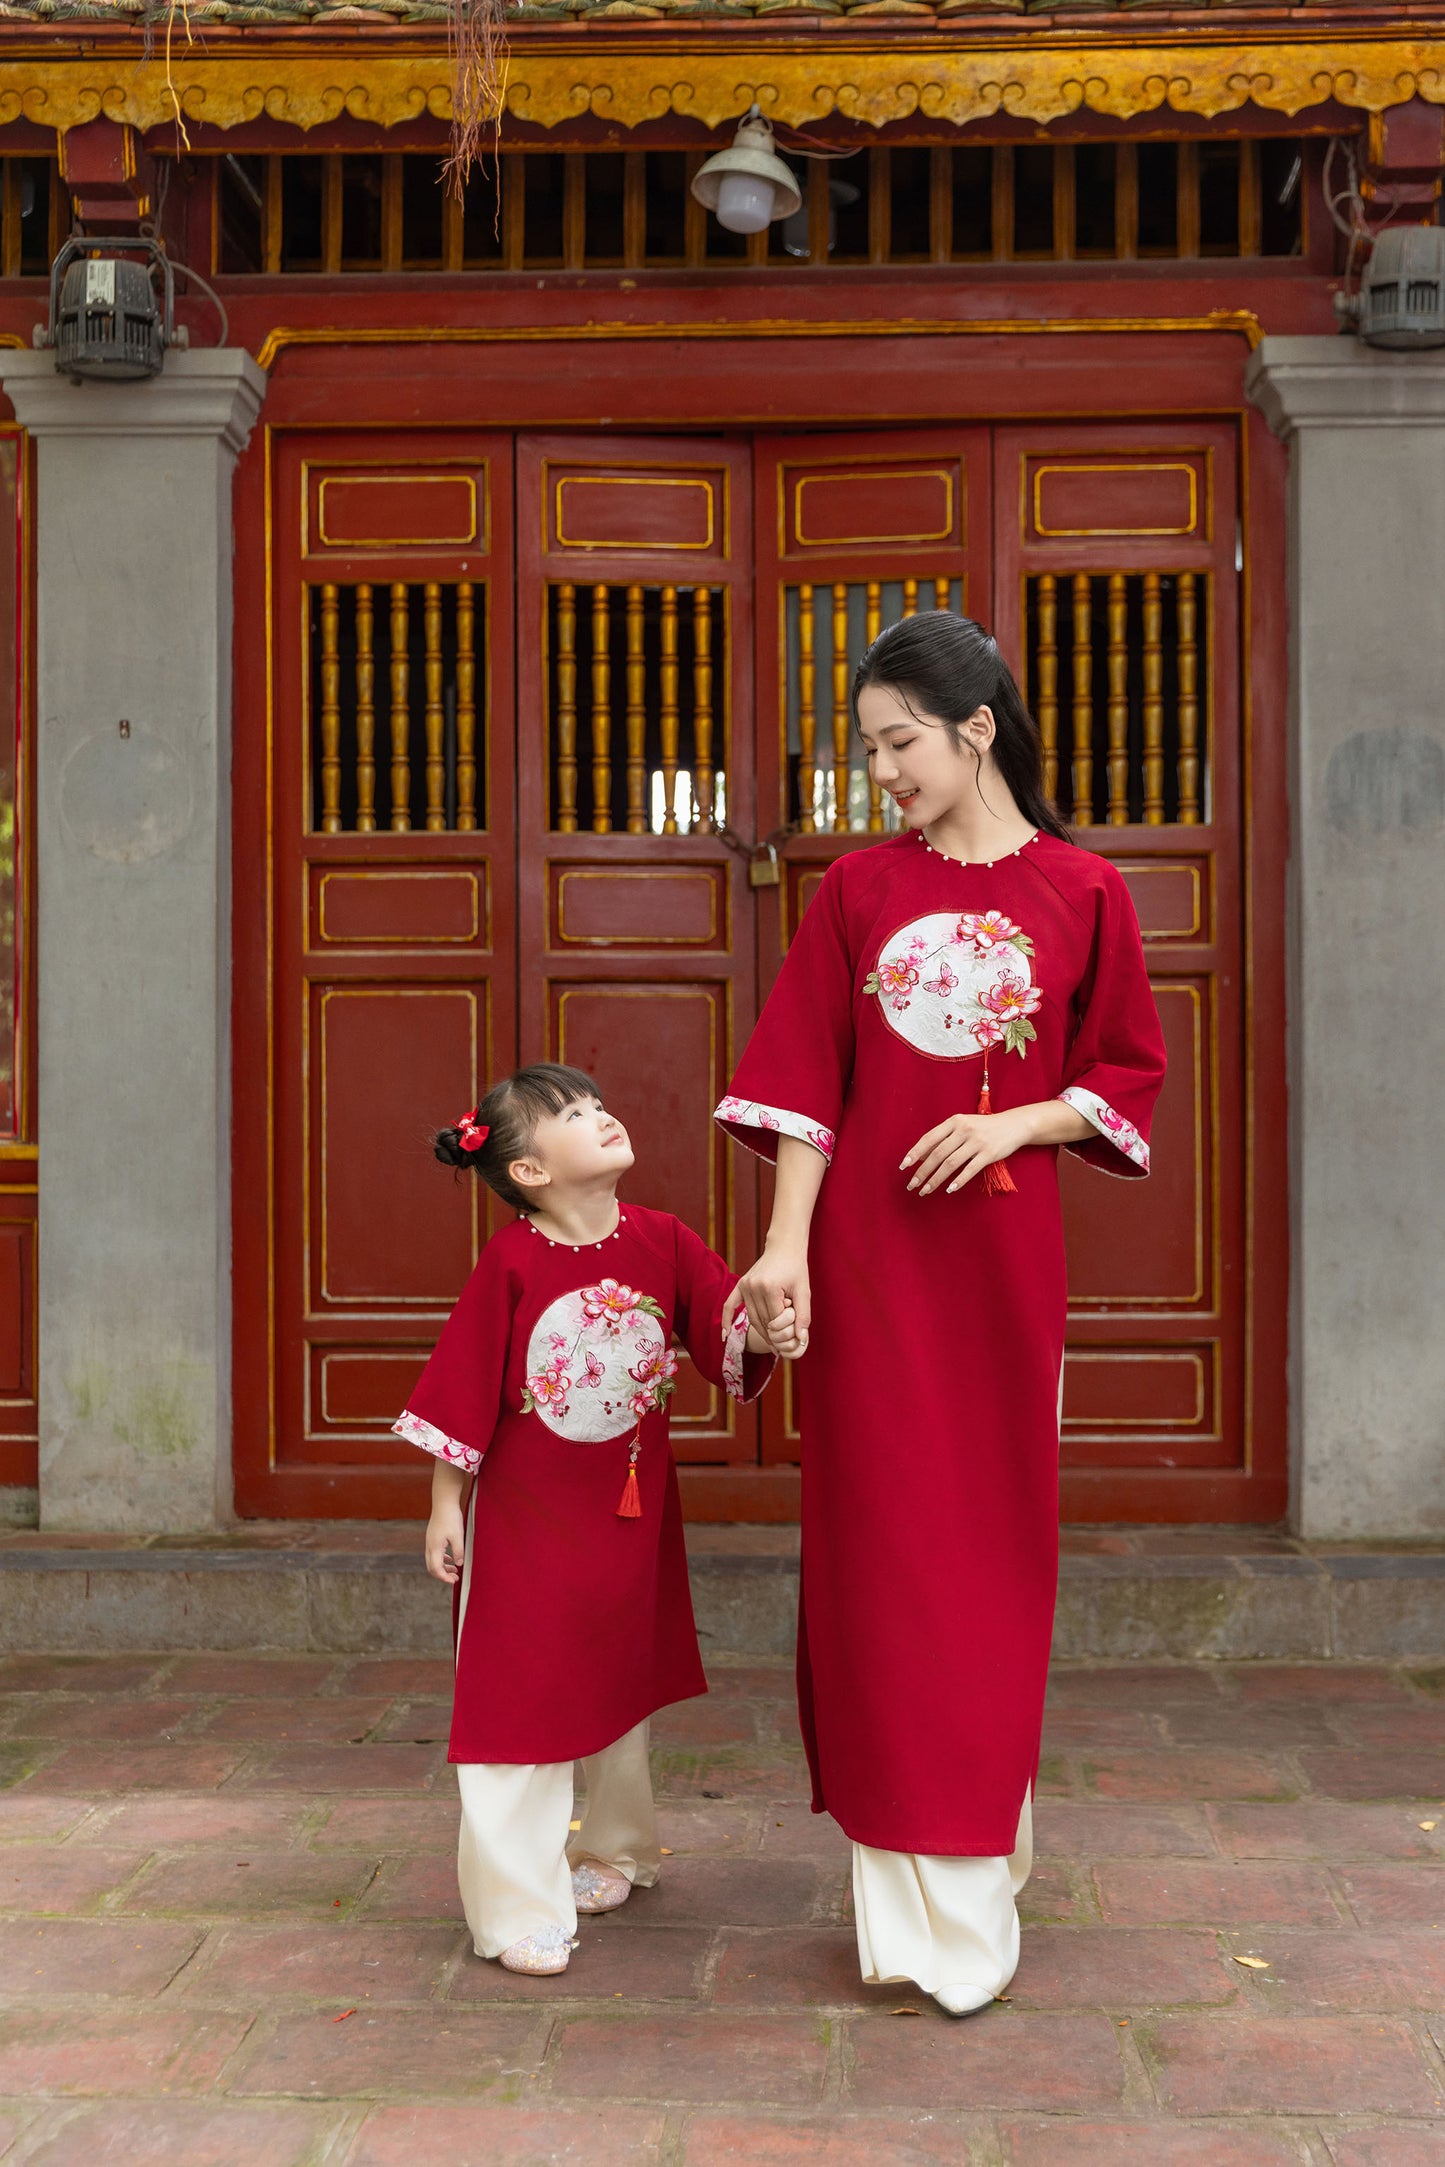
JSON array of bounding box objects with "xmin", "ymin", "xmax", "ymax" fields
[
  {"xmin": 395, "ymin": 1066, "xmax": 776, "ymax": 1978},
  {"xmin": 720, "ymin": 614, "xmax": 1167, "ymax": 2017}
]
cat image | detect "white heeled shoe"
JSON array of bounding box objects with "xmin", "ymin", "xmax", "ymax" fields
[{"xmin": 933, "ymin": 1982, "xmax": 996, "ymax": 2018}]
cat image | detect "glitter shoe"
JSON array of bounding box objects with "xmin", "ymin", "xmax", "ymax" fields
[
  {"xmin": 571, "ymin": 1859, "xmax": 632, "ymax": 1914},
  {"xmin": 498, "ymin": 1925, "xmax": 575, "ymax": 1975}
]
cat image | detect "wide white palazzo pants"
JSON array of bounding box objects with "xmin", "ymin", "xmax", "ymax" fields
[
  {"xmin": 455, "ymin": 1720, "xmax": 662, "ymax": 1959},
  {"xmin": 852, "ymin": 1789, "xmax": 1034, "ymax": 2004}
]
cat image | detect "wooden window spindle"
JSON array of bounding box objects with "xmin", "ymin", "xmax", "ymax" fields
[
  {"xmin": 354, "ymin": 583, "xmax": 376, "ymax": 832},
  {"xmin": 625, "ymin": 584, "xmax": 647, "ymax": 834},
  {"xmin": 1142, "ymin": 571, "xmax": 1165, "ymax": 822},
  {"xmin": 1107, "ymin": 571, "xmax": 1129, "ymax": 825},
  {"xmin": 660, "ymin": 585, "xmax": 680, "ymax": 835},
  {"xmin": 1177, "ymin": 572, "xmax": 1200, "ymax": 823},
  {"xmin": 692, "ymin": 586, "xmax": 714, "ymax": 832},
  {"xmin": 590, "ymin": 582, "xmax": 613, "ymax": 834},
  {"xmin": 318, "ymin": 583, "xmax": 342, "ymax": 834},
  {"xmin": 423, "ymin": 581, "xmax": 446, "ymax": 831},
  {"xmin": 831, "ymin": 582, "xmax": 851, "ymax": 834},
  {"xmin": 1036, "ymin": 574, "xmax": 1059, "ymax": 807},
  {"xmin": 455, "ymin": 581, "xmax": 477, "ymax": 831},
  {"xmin": 554, "ymin": 581, "xmax": 578, "ymax": 834},
  {"xmin": 865, "ymin": 582, "xmax": 884, "ymax": 830},
  {"xmin": 389, "ymin": 582, "xmax": 411, "ymax": 832},
  {"xmin": 1070, "ymin": 572, "xmax": 1094, "ymax": 825},
  {"xmin": 797, "ymin": 583, "xmax": 817, "ymax": 833}
]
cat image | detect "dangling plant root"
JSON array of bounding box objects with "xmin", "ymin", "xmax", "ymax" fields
[{"xmin": 444, "ymin": 0, "xmax": 511, "ymax": 199}]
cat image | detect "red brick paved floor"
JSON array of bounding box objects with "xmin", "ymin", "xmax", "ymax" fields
[{"xmin": 0, "ymin": 1654, "xmax": 1441, "ymax": 2162}]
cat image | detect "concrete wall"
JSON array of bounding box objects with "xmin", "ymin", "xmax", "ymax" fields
[
  {"xmin": 1248, "ymin": 337, "xmax": 1445, "ymax": 1539},
  {"xmin": 0, "ymin": 353, "xmax": 265, "ymax": 1532}
]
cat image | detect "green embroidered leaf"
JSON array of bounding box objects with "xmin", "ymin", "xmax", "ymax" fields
[
  {"xmin": 656, "ymin": 1378, "xmax": 677, "ymax": 1406},
  {"xmin": 863, "ymin": 971, "xmax": 881, "ymax": 998},
  {"xmin": 635, "ymin": 1297, "xmax": 666, "ymax": 1319},
  {"xmin": 1008, "ymin": 933, "xmax": 1036, "ymax": 957},
  {"xmin": 1004, "ymin": 1016, "xmax": 1038, "ymax": 1056},
  {"xmin": 520, "ymin": 1387, "xmax": 537, "ymax": 1415}
]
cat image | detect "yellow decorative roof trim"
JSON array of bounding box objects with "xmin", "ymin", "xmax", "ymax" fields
[{"xmin": 0, "ymin": 31, "xmax": 1442, "ymax": 137}]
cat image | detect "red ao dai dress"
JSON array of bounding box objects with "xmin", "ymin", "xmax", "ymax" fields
[
  {"xmin": 716, "ymin": 830, "xmax": 1165, "ymax": 2002},
  {"xmin": 394, "ymin": 1205, "xmax": 773, "ymax": 1958}
]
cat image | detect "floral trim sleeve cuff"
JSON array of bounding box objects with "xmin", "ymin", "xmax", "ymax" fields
[
  {"xmin": 393, "ymin": 1408, "xmax": 481, "ymax": 1474},
  {"xmin": 721, "ymin": 1302, "xmax": 776, "ymax": 1404},
  {"xmin": 1059, "ymin": 1086, "xmax": 1151, "ymax": 1176},
  {"xmin": 713, "ymin": 1097, "xmax": 836, "ymax": 1164}
]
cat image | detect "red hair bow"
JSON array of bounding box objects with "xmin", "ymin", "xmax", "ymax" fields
[{"xmin": 456, "ymin": 1108, "xmax": 490, "ymax": 1153}]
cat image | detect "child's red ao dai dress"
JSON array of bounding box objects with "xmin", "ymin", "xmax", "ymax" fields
[
  {"xmin": 396, "ymin": 1205, "xmax": 773, "ymax": 1763},
  {"xmin": 716, "ymin": 830, "xmax": 1167, "ymax": 1857}
]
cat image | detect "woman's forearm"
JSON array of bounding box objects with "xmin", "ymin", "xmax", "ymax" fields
[
  {"xmin": 1013, "ymin": 1099, "xmax": 1094, "ymax": 1148},
  {"xmin": 766, "ymin": 1134, "xmax": 828, "ymax": 1251}
]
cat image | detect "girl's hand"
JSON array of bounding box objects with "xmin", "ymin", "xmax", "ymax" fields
[
  {"xmin": 902, "ymin": 1106, "xmax": 1038, "ymax": 1196},
  {"xmin": 424, "ymin": 1502, "xmax": 466, "ymax": 1585},
  {"xmin": 733, "ymin": 1246, "xmax": 811, "ymax": 1358}
]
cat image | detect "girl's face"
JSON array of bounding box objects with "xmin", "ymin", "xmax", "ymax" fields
[
  {"xmin": 856, "ymin": 683, "xmax": 993, "ymax": 830},
  {"xmin": 514, "ymin": 1094, "xmax": 635, "ymax": 1197}
]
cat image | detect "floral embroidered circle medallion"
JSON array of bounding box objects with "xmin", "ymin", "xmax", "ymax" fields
[
  {"xmin": 866, "ymin": 910, "xmax": 1043, "ymax": 1063},
  {"xmin": 522, "ymin": 1280, "xmax": 678, "ymax": 1443}
]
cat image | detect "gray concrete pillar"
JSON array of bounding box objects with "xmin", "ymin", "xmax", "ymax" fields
[
  {"xmin": 1247, "ymin": 336, "xmax": 1445, "ymax": 1540},
  {"xmin": 0, "ymin": 352, "xmax": 265, "ymax": 1531}
]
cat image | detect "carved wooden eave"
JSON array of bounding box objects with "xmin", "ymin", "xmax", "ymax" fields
[{"xmin": 1, "ymin": 17, "xmax": 1444, "ymax": 139}]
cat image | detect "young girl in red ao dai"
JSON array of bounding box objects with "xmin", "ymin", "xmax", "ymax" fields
[{"xmin": 394, "ymin": 1064, "xmax": 776, "ymax": 1978}]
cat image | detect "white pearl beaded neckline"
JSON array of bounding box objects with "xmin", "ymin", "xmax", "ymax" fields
[
  {"xmin": 919, "ymin": 828, "xmax": 1041, "ymax": 870},
  {"xmin": 525, "ymin": 1208, "xmax": 627, "ymax": 1253}
]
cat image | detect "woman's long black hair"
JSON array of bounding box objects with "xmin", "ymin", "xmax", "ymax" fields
[{"xmin": 850, "ymin": 610, "xmax": 1071, "ymax": 844}]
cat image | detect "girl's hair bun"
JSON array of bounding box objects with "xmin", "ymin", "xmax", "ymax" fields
[{"xmin": 432, "ymin": 1125, "xmax": 473, "ymax": 1170}]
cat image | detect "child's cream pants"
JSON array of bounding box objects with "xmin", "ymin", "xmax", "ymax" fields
[
  {"xmin": 455, "ymin": 1719, "xmax": 661, "ymax": 1959},
  {"xmin": 852, "ymin": 1789, "xmax": 1034, "ymax": 2004}
]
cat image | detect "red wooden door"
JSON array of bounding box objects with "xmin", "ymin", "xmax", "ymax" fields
[
  {"xmin": 235, "ymin": 429, "xmax": 515, "ymax": 1517},
  {"xmin": 512, "ymin": 434, "xmax": 766, "ymax": 1504},
  {"xmin": 993, "ymin": 421, "xmax": 1263, "ymax": 1519}
]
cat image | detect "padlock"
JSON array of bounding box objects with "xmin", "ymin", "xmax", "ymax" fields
[{"xmin": 749, "ymin": 844, "xmax": 781, "ymax": 889}]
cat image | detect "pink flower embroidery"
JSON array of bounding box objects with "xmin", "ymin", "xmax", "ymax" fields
[
  {"xmin": 809, "ymin": 1126, "xmax": 836, "ymax": 1155},
  {"xmin": 716, "ymin": 1096, "xmax": 748, "ymax": 1121},
  {"xmin": 973, "ymin": 1015, "xmax": 1004, "ymax": 1050},
  {"xmin": 523, "ymin": 1364, "xmax": 572, "ymax": 1418},
  {"xmin": 878, "ymin": 957, "xmax": 920, "ymax": 999},
  {"xmin": 581, "ymin": 1279, "xmax": 643, "ymax": 1329},
  {"xmin": 626, "ymin": 1345, "xmax": 679, "ymax": 1419},
  {"xmin": 957, "ymin": 910, "xmax": 1020, "ymax": 953},
  {"xmin": 977, "ymin": 973, "xmax": 1043, "ymax": 1058},
  {"xmin": 1097, "ymin": 1105, "xmax": 1142, "ymax": 1150},
  {"xmin": 979, "ymin": 974, "xmax": 1041, "ymax": 1025}
]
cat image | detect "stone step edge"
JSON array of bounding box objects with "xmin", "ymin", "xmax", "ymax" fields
[{"xmin": 0, "ymin": 1542, "xmax": 1440, "ymax": 1660}]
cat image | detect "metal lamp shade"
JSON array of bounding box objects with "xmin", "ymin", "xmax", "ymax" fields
[{"xmin": 692, "ymin": 115, "xmax": 803, "ymax": 234}]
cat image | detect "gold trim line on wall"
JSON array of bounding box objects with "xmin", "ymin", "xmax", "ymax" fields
[
  {"xmin": 6, "ymin": 36, "xmax": 1445, "ymax": 138},
  {"xmin": 254, "ymin": 314, "xmax": 1264, "ymax": 372}
]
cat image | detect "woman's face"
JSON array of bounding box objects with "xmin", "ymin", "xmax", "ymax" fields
[{"xmin": 856, "ymin": 684, "xmax": 993, "ymax": 831}]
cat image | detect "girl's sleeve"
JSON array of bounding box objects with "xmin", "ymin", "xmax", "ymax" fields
[
  {"xmin": 672, "ymin": 1220, "xmax": 775, "ymax": 1405},
  {"xmin": 1058, "ymin": 865, "xmax": 1168, "ymax": 1179},
  {"xmin": 391, "ymin": 1239, "xmax": 517, "ymax": 1475},
  {"xmin": 714, "ymin": 860, "xmax": 855, "ymax": 1166}
]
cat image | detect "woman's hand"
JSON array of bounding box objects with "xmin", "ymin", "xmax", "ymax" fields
[
  {"xmin": 424, "ymin": 1456, "xmax": 468, "ymax": 1584},
  {"xmin": 424, "ymin": 1503, "xmax": 466, "ymax": 1584},
  {"xmin": 734, "ymin": 1246, "xmax": 811, "ymax": 1359},
  {"xmin": 902, "ymin": 1106, "xmax": 1039, "ymax": 1196}
]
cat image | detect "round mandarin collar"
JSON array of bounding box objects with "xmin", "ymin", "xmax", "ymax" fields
[
  {"xmin": 525, "ymin": 1208, "xmax": 627, "ymax": 1253},
  {"xmin": 918, "ymin": 828, "xmax": 1040, "ymax": 870}
]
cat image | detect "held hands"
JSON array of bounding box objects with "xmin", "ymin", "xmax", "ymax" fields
[
  {"xmin": 730, "ymin": 1247, "xmax": 811, "ymax": 1360},
  {"xmin": 902, "ymin": 1106, "xmax": 1038, "ymax": 1196},
  {"xmin": 424, "ymin": 1503, "xmax": 466, "ymax": 1586}
]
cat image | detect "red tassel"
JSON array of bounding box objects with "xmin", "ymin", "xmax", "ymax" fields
[
  {"xmin": 616, "ymin": 1467, "xmax": 642, "ymax": 1518},
  {"xmin": 978, "ymin": 1062, "xmax": 1017, "ymax": 1196}
]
